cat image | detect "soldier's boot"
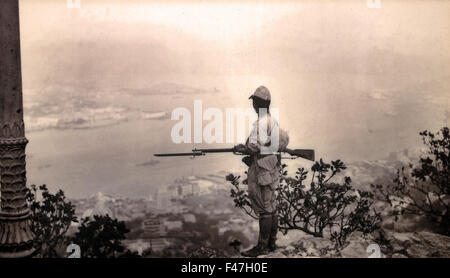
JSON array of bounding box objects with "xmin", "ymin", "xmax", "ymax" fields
[
  {"xmin": 268, "ymin": 213, "xmax": 278, "ymax": 252},
  {"xmin": 241, "ymin": 215, "xmax": 272, "ymax": 257}
]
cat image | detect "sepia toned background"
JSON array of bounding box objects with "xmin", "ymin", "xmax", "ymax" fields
[{"xmin": 18, "ymin": 0, "xmax": 449, "ymax": 198}]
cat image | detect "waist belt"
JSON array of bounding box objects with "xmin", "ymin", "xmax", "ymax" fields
[{"xmin": 252, "ymin": 153, "xmax": 281, "ymax": 165}]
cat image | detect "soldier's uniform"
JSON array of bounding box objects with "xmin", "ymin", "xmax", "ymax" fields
[
  {"xmin": 246, "ymin": 113, "xmax": 280, "ymax": 216},
  {"xmin": 240, "ymin": 86, "xmax": 289, "ymax": 257}
]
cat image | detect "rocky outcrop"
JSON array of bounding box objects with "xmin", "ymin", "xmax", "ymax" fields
[
  {"xmin": 257, "ymin": 229, "xmax": 450, "ymax": 258},
  {"xmin": 381, "ymin": 231, "xmax": 450, "ymax": 258}
]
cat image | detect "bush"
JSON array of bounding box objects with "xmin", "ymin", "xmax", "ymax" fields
[
  {"xmin": 26, "ymin": 184, "xmax": 78, "ymax": 258},
  {"xmin": 227, "ymin": 159, "xmax": 382, "ymax": 248},
  {"xmin": 72, "ymin": 214, "xmax": 134, "ymax": 258},
  {"xmin": 375, "ymin": 127, "xmax": 449, "ymax": 235}
]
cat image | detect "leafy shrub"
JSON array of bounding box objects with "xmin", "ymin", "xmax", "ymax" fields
[
  {"xmin": 26, "ymin": 184, "xmax": 78, "ymax": 257},
  {"xmin": 227, "ymin": 159, "xmax": 382, "ymax": 248},
  {"xmin": 73, "ymin": 214, "xmax": 134, "ymax": 258},
  {"xmin": 374, "ymin": 127, "xmax": 449, "ymax": 235},
  {"xmin": 27, "ymin": 185, "xmax": 136, "ymax": 257}
]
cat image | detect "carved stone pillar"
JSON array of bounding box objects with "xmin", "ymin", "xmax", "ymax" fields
[{"xmin": 0, "ymin": 0, "xmax": 35, "ymax": 258}]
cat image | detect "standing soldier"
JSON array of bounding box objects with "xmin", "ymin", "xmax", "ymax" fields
[{"xmin": 234, "ymin": 86, "xmax": 289, "ymax": 257}]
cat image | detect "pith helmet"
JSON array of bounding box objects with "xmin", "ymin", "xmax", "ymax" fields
[{"xmin": 249, "ymin": 86, "xmax": 271, "ymax": 102}]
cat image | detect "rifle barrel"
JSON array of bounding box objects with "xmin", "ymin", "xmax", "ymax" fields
[
  {"xmin": 193, "ymin": 148, "xmax": 235, "ymax": 153},
  {"xmin": 154, "ymin": 152, "xmax": 205, "ymax": 157}
]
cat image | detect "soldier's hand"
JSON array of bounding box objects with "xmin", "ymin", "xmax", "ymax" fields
[
  {"xmin": 233, "ymin": 144, "xmax": 248, "ymax": 154},
  {"xmin": 242, "ymin": 155, "xmax": 252, "ymax": 167}
]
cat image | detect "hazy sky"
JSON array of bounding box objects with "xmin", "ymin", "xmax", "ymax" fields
[{"xmin": 19, "ymin": 0, "xmax": 449, "ymax": 161}]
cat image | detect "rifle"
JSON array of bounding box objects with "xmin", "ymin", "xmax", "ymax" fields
[{"xmin": 154, "ymin": 147, "xmax": 315, "ymax": 161}]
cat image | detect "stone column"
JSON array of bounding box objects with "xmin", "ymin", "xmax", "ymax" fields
[{"xmin": 0, "ymin": 0, "xmax": 35, "ymax": 258}]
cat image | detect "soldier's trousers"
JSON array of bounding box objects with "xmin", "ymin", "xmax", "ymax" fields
[{"xmin": 247, "ymin": 156, "xmax": 279, "ymax": 216}]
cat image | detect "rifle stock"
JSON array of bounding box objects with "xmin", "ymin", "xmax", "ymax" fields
[{"xmin": 283, "ymin": 148, "xmax": 315, "ymax": 161}]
